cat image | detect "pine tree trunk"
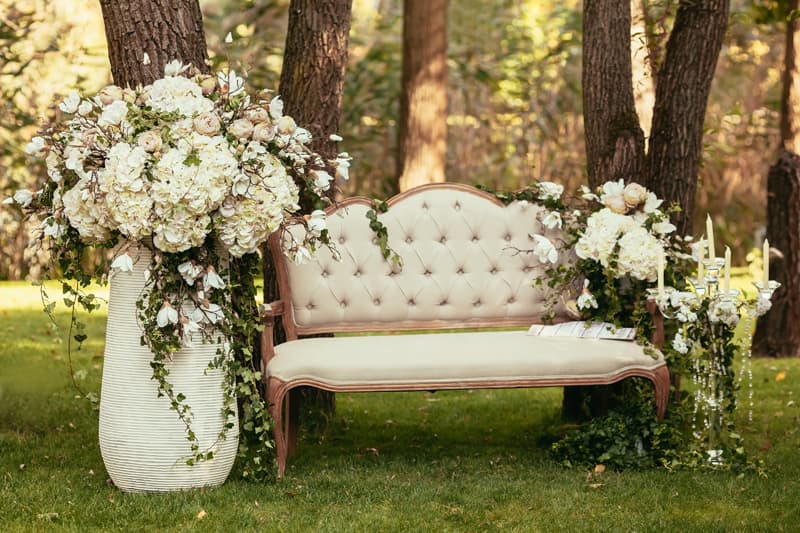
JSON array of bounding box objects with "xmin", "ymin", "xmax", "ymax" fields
[
  {"xmin": 644, "ymin": 0, "xmax": 729, "ymax": 236},
  {"xmin": 397, "ymin": 0, "xmax": 448, "ymax": 192},
  {"xmin": 583, "ymin": 0, "xmax": 645, "ymax": 189},
  {"xmin": 99, "ymin": 0, "xmax": 209, "ymax": 85},
  {"xmin": 265, "ymin": 0, "xmax": 354, "ymax": 432},
  {"xmin": 754, "ymin": 1, "xmax": 800, "ymax": 357}
]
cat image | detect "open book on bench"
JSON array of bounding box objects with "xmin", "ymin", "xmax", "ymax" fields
[{"xmin": 527, "ymin": 321, "xmax": 637, "ymax": 341}]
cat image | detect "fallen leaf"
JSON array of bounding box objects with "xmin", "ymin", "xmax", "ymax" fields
[
  {"xmin": 196, "ymin": 510, "xmax": 207, "ymax": 520},
  {"xmin": 365, "ymin": 447, "xmax": 379, "ymax": 456},
  {"xmin": 760, "ymin": 441, "xmax": 772, "ymax": 452},
  {"xmin": 589, "ymin": 483, "xmax": 603, "ymax": 489},
  {"xmin": 776, "ymin": 371, "xmax": 787, "ymax": 382},
  {"xmin": 594, "ymin": 464, "xmax": 606, "ymax": 474}
]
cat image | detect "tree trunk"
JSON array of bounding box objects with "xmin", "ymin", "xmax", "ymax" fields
[
  {"xmin": 278, "ymin": 0, "xmax": 353, "ymax": 162},
  {"xmin": 397, "ymin": 0, "xmax": 448, "ymax": 192},
  {"xmin": 754, "ymin": 1, "xmax": 800, "ymax": 357},
  {"xmin": 644, "ymin": 0, "xmax": 729, "ymax": 236},
  {"xmin": 266, "ymin": 0, "xmax": 354, "ymax": 432},
  {"xmin": 99, "ymin": 0, "xmax": 209, "ymax": 85},
  {"xmin": 754, "ymin": 151, "xmax": 800, "ymax": 356},
  {"xmin": 583, "ymin": 0, "xmax": 645, "ymax": 189}
]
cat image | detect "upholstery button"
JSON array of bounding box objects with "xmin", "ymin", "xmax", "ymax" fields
[
  {"xmin": 474, "ymin": 300, "xmax": 482, "ymax": 307},
  {"xmin": 440, "ymin": 299, "xmax": 448, "ymax": 305},
  {"xmin": 453, "ymin": 202, "xmax": 461, "ymax": 211},
  {"xmin": 490, "ymin": 267, "xmax": 497, "ymax": 274},
  {"xmin": 354, "ymin": 270, "xmax": 361, "ymax": 277},
  {"xmin": 405, "ymin": 236, "xmax": 413, "ymax": 244},
  {"xmin": 408, "ymin": 299, "xmax": 415, "ymax": 306},
  {"xmin": 504, "ymin": 234, "xmax": 512, "ymax": 241},
  {"xmin": 306, "ymin": 303, "xmax": 314, "ymax": 310},
  {"xmin": 472, "ymin": 236, "xmax": 479, "ymax": 242},
  {"xmin": 321, "ymin": 270, "xmax": 329, "ymax": 277},
  {"xmin": 373, "ymin": 299, "xmax": 381, "ymax": 306},
  {"xmin": 422, "ymin": 202, "xmax": 429, "ymax": 210},
  {"xmin": 507, "ymin": 297, "xmax": 515, "ymax": 304},
  {"xmin": 457, "ymin": 268, "xmax": 464, "ymax": 275},
  {"xmin": 440, "ymin": 236, "xmax": 447, "ymax": 244},
  {"xmin": 424, "ymin": 270, "xmax": 431, "ymax": 276},
  {"xmin": 340, "ymin": 301, "xmax": 347, "ymax": 308},
  {"xmin": 338, "ymin": 237, "xmax": 346, "ymax": 244},
  {"xmin": 523, "ymin": 266, "xmax": 532, "ymax": 273},
  {"xmin": 372, "ymin": 237, "xmax": 378, "ymax": 245}
]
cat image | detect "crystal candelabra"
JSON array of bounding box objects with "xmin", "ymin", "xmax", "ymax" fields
[{"xmin": 649, "ymin": 258, "xmax": 779, "ymax": 466}]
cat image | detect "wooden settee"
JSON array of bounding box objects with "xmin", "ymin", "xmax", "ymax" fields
[{"xmin": 261, "ymin": 183, "xmax": 669, "ymax": 477}]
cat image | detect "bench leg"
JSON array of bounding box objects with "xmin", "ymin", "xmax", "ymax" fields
[
  {"xmin": 287, "ymin": 389, "xmax": 300, "ymax": 457},
  {"xmin": 653, "ymin": 365, "xmax": 670, "ymax": 421},
  {"xmin": 267, "ymin": 377, "xmax": 290, "ymax": 478}
]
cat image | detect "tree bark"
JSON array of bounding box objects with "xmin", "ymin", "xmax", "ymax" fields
[
  {"xmin": 397, "ymin": 0, "xmax": 448, "ymax": 192},
  {"xmin": 99, "ymin": 0, "xmax": 209, "ymax": 85},
  {"xmin": 644, "ymin": 0, "xmax": 730, "ymax": 236},
  {"xmin": 755, "ymin": 1, "xmax": 800, "ymax": 357},
  {"xmin": 278, "ymin": 0, "xmax": 353, "ymax": 162},
  {"xmin": 266, "ymin": 0, "xmax": 354, "ymax": 431},
  {"xmin": 583, "ymin": 0, "xmax": 645, "ymax": 189}
]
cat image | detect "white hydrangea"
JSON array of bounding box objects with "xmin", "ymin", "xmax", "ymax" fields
[
  {"xmin": 152, "ymin": 208, "xmax": 211, "ymax": 253},
  {"xmin": 62, "ymin": 177, "xmax": 114, "ymax": 242},
  {"xmin": 144, "ymin": 75, "xmax": 214, "ymax": 117},
  {"xmin": 617, "ymin": 226, "xmax": 663, "ymax": 281},
  {"xmin": 575, "ymin": 208, "xmax": 636, "ymax": 267}
]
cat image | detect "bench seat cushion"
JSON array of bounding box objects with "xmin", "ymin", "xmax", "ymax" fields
[{"xmin": 267, "ymin": 330, "xmax": 663, "ymax": 386}]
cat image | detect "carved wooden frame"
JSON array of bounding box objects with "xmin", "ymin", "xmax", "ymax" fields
[{"xmin": 262, "ymin": 183, "xmax": 671, "ymax": 478}]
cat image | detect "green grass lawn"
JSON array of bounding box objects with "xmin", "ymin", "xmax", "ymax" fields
[{"xmin": 1, "ymin": 281, "xmax": 799, "ymax": 532}]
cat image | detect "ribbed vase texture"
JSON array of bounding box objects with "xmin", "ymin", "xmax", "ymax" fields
[{"xmin": 99, "ymin": 244, "xmax": 238, "ymax": 493}]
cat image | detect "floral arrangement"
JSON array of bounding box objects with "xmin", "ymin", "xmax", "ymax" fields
[
  {"xmin": 485, "ymin": 179, "xmax": 772, "ymax": 471},
  {"xmin": 7, "ymin": 60, "xmax": 350, "ymax": 479}
]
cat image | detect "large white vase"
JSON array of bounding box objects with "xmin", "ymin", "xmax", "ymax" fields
[{"xmin": 99, "ymin": 243, "xmax": 239, "ymax": 493}]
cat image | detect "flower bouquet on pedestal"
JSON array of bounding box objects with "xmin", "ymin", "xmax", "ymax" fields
[{"xmin": 6, "ymin": 60, "xmax": 350, "ymax": 489}]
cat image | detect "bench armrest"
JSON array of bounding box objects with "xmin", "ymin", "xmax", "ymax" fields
[
  {"xmin": 260, "ymin": 300, "xmax": 286, "ymax": 374},
  {"xmin": 645, "ymin": 298, "xmax": 665, "ymax": 350}
]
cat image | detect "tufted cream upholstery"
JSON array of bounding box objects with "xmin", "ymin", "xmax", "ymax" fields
[
  {"xmin": 264, "ymin": 184, "xmax": 669, "ymax": 478},
  {"xmin": 268, "ymin": 331, "xmax": 663, "ymax": 385},
  {"xmin": 279, "ymin": 185, "xmax": 562, "ymax": 334}
]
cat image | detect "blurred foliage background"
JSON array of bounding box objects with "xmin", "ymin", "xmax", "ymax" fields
[{"xmin": 0, "ymin": 0, "xmax": 784, "ymax": 279}]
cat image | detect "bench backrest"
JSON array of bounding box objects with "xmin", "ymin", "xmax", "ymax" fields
[{"xmin": 270, "ymin": 183, "xmax": 561, "ymax": 338}]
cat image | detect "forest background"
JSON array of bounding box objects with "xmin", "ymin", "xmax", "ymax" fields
[{"xmin": 0, "ymin": 0, "xmax": 780, "ymax": 280}]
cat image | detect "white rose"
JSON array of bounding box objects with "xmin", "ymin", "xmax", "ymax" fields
[
  {"xmin": 243, "ymin": 107, "xmax": 269, "ymax": 124},
  {"xmin": 643, "ymin": 192, "xmax": 663, "ymax": 213},
  {"xmin": 97, "ymin": 85, "xmax": 123, "ymax": 105},
  {"xmin": 532, "ymin": 234, "xmax": 558, "ymax": 264},
  {"xmin": 541, "ymin": 210, "xmax": 562, "ymax": 230},
  {"xmin": 193, "ymin": 112, "xmax": 221, "ymax": 136},
  {"xmin": 137, "ymin": 130, "xmax": 163, "ymax": 152},
  {"xmin": 59, "ymin": 91, "xmax": 80, "ymax": 114},
  {"xmin": 605, "ymin": 194, "xmax": 628, "ymax": 214},
  {"xmin": 252, "ymin": 122, "xmax": 275, "ymax": 143},
  {"xmin": 622, "ymin": 182, "xmax": 648, "ymax": 208},
  {"xmin": 164, "ymin": 60, "xmax": 190, "ymax": 77},
  {"xmin": 229, "ymin": 118, "xmax": 254, "ymax": 139},
  {"xmin": 276, "ymin": 116, "xmax": 297, "ymax": 136}
]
